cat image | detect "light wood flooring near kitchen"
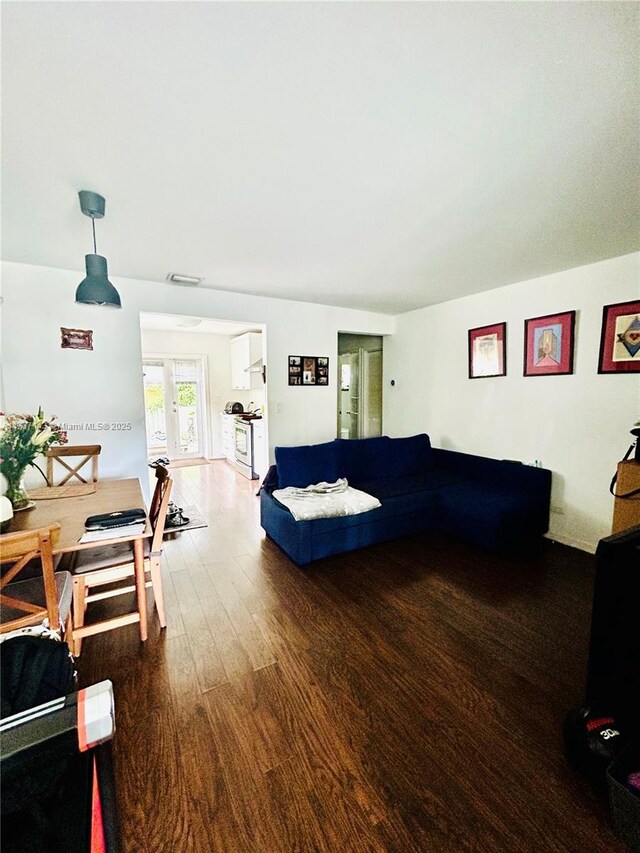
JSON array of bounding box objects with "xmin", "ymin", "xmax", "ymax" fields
[{"xmin": 77, "ymin": 461, "xmax": 623, "ymax": 853}]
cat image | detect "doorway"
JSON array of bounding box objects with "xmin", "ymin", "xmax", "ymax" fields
[
  {"xmin": 337, "ymin": 334, "xmax": 383, "ymax": 439},
  {"xmin": 143, "ymin": 357, "xmax": 206, "ymax": 460}
]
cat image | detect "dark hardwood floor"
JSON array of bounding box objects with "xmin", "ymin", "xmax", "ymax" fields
[{"xmin": 77, "ymin": 461, "xmax": 623, "ymax": 852}]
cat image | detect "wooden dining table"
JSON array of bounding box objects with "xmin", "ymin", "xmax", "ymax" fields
[{"xmin": 7, "ymin": 478, "xmax": 153, "ymax": 642}]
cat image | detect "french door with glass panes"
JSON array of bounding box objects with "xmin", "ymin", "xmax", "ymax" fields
[{"xmin": 143, "ymin": 357, "xmax": 206, "ymax": 460}]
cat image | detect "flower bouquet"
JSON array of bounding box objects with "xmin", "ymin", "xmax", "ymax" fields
[{"xmin": 0, "ymin": 408, "xmax": 68, "ymax": 509}]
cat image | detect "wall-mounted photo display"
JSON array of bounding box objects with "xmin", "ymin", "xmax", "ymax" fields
[
  {"xmin": 523, "ymin": 310, "xmax": 576, "ymax": 376},
  {"xmin": 289, "ymin": 355, "xmax": 329, "ymax": 386},
  {"xmin": 598, "ymin": 300, "xmax": 640, "ymax": 374},
  {"xmin": 60, "ymin": 327, "xmax": 93, "ymax": 350},
  {"xmin": 468, "ymin": 323, "xmax": 506, "ymax": 378}
]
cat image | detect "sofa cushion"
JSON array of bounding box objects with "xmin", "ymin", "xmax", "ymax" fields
[
  {"xmin": 337, "ymin": 436, "xmax": 392, "ymax": 484},
  {"xmin": 387, "ymin": 433, "xmax": 433, "ymax": 477},
  {"xmin": 275, "ymin": 441, "xmax": 343, "ymax": 489},
  {"xmin": 438, "ymin": 481, "xmax": 538, "ymax": 525},
  {"xmin": 265, "ymin": 490, "xmax": 439, "ymax": 536},
  {"xmin": 358, "ymin": 470, "xmax": 470, "ymax": 500}
]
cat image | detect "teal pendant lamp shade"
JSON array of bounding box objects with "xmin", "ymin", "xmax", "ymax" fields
[
  {"xmin": 76, "ymin": 254, "xmax": 121, "ymax": 307},
  {"xmin": 75, "ymin": 190, "xmax": 122, "ymax": 308}
]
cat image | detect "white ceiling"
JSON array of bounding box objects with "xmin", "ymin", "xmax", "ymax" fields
[
  {"xmin": 2, "ymin": 2, "xmax": 638, "ymax": 315},
  {"xmin": 140, "ymin": 311, "xmax": 260, "ymax": 336}
]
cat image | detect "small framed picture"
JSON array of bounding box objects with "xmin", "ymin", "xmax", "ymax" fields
[
  {"xmin": 289, "ymin": 355, "xmax": 329, "ymax": 386},
  {"xmin": 598, "ymin": 300, "xmax": 640, "ymax": 374},
  {"xmin": 303, "ymin": 357, "xmax": 316, "ymax": 385},
  {"xmin": 468, "ymin": 323, "xmax": 506, "ymax": 378},
  {"xmin": 524, "ymin": 310, "xmax": 576, "ymax": 376},
  {"xmin": 61, "ymin": 327, "xmax": 93, "ymax": 350}
]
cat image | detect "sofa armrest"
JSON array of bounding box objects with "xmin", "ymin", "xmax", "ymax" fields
[
  {"xmin": 432, "ymin": 448, "xmax": 551, "ymax": 495},
  {"xmin": 261, "ymin": 464, "xmax": 280, "ymax": 493}
]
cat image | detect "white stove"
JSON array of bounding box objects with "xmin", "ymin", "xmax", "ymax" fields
[{"xmin": 234, "ymin": 417, "xmax": 259, "ymax": 479}]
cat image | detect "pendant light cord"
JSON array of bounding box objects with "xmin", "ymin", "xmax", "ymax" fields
[{"xmin": 91, "ymin": 216, "xmax": 97, "ymax": 254}]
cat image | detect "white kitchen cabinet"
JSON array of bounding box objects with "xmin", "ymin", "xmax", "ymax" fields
[
  {"xmin": 220, "ymin": 413, "xmax": 236, "ymax": 464},
  {"xmin": 230, "ymin": 332, "xmax": 263, "ymax": 390}
]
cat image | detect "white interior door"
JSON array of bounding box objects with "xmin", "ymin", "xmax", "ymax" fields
[
  {"xmin": 362, "ymin": 349, "xmax": 383, "ymax": 438},
  {"xmin": 338, "ymin": 356, "xmax": 350, "ymax": 439}
]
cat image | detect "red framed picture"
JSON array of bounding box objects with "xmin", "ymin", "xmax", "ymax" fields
[
  {"xmin": 468, "ymin": 322, "xmax": 506, "ymax": 378},
  {"xmin": 60, "ymin": 327, "xmax": 93, "ymax": 350},
  {"xmin": 598, "ymin": 300, "xmax": 640, "ymax": 374},
  {"xmin": 523, "ymin": 310, "xmax": 576, "ymax": 377}
]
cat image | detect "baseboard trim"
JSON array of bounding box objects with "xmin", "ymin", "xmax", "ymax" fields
[{"xmin": 544, "ymin": 531, "xmax": 597, "ymax": 555}]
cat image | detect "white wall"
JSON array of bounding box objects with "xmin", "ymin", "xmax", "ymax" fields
[
  {"xmin": 1, "ymin": 261, "xmax": 394, "ymax": 495},
  {"xmin": 383, "ymin": 252, "xmax": 640, "ymax": 552},
  {"xmin": 140, "ymin": 327, "xmax": 266, "ymax": 459},
  {"xmin": 3, "ymin": 255, "xmax": 637, "ymax": 551}
]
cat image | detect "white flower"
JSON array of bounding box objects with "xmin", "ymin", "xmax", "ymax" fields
[{"xmin": 32, "ymin": 427, "xmax": 53, "ymax": 446}]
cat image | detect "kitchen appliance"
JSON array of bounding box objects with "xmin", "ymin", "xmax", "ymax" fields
[
  {"xmin": 234, "ymin": 418, "xmax": 258, "ymax": 479},
  {"xmin": 224, "ymin": 401, "xmax": 244, "ymax": 414}
]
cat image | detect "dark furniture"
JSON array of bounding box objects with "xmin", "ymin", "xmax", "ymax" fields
[
  {"xmin": 260, "ymin": 434, "xmax": 551, "ymax": 565},
  {"xmin": 565, "ymin": 524, "xmax": 640, "ymax": 848},
  {"xmin": 586, "ymin": 523, "xmax": 640, "ymax": 727}
]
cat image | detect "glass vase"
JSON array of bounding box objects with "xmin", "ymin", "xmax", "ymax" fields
[{"xmin": 5, "ymin": 470, "xmax": 30, "ymax": 510}]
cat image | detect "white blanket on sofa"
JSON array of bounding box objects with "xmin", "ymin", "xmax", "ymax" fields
[{"xmin": 272, "ymin": 478, "xmax": 381, "ymax": 521}]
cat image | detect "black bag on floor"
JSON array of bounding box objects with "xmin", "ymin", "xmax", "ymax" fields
[
  {"xmin": 1, "ymin": 635, "xmax": 74, "ymax": 718},
  {"xmin": 1, "ymin": 635, "xmax": 75, "ymax": 814}
]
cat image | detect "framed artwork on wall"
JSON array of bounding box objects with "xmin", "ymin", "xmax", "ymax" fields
[
  {"xmin": 598, "ymin": 300, "xmax": 640, "ymax": 374},
  {"xmin": 289, "ymin": 355, "xmax": 329, "ymax": 385},
  {"xmin": 523, "ymin": 310, "xmax": 576, "ymax": 376},
  {"xmin": 468, "ymin": 322, "xmax": 506, "ymax": 378},
  {"xmin": 60, "ymin": 327, "xmax": 93, "ymax": 350}
]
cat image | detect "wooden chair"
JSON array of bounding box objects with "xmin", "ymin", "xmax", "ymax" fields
[
  {"xmin": 46, "ymin": 445, "xmax": 102, "ymax": 487},
  {"xmin": 0, "ymin": 524, "xmax": 73, "ymax": 645},
  {"xmin": 69, "ymin": 466, "xmax": 173, "ymax": 656}
]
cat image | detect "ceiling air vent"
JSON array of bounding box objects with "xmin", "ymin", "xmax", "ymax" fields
[{"xmin": 166, "ymin": 273, "xmax": 203, "ymax": 286}]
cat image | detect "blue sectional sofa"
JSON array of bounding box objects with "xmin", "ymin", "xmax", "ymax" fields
[{"xmin": 260, "ymin": 434, "xmax": 552, "ymax": 566}]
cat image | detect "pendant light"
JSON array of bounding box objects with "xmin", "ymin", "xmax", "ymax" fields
[{"xmin": 75, "ymin": 190, "xmax": 121, "ymax": 308}]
